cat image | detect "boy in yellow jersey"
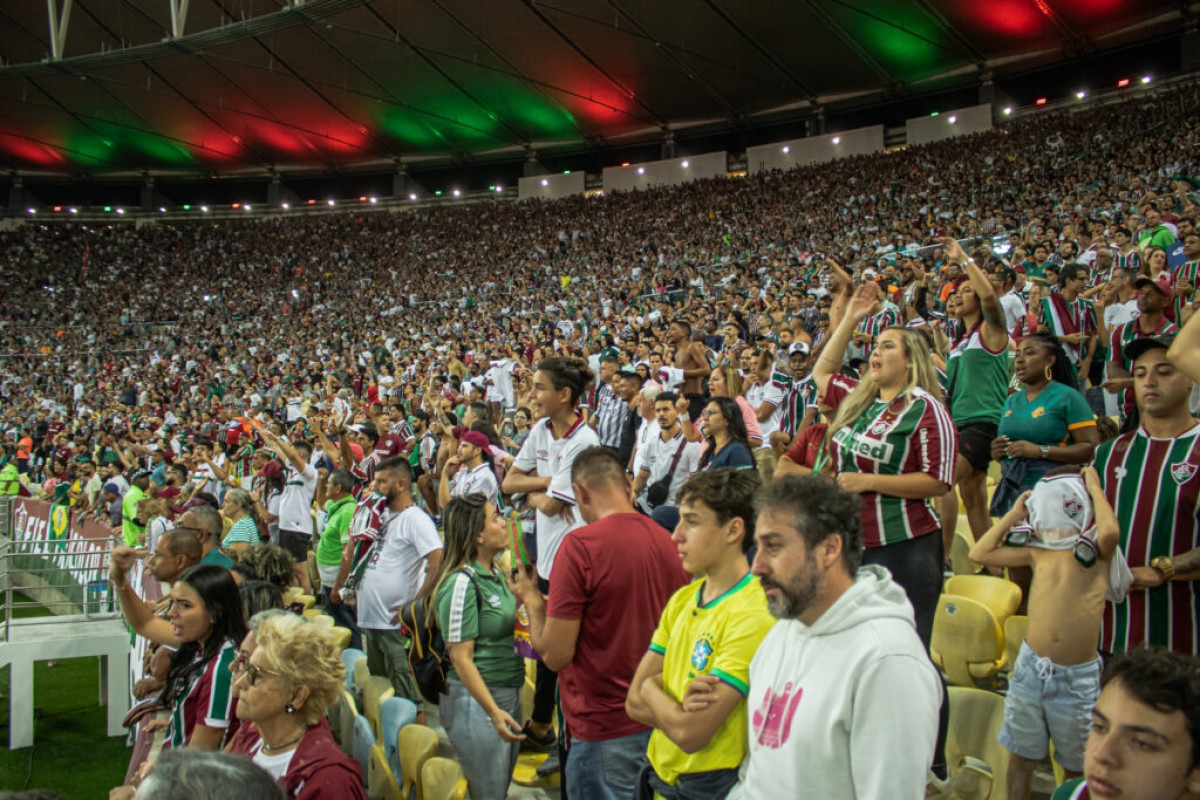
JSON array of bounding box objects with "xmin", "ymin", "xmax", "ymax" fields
[{"xmin": 626, "ymin": 468, "xmax": 775, "ymax": 799}]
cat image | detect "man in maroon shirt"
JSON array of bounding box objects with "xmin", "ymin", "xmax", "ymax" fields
[{"xmin": 510, "ymin": 446, "xmax": 689, "ymax": 800}]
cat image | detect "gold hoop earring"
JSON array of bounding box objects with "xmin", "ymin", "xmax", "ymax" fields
[{"xmin": 1044, "ymin": 365, "xmax": 1053, "ymax": 383}]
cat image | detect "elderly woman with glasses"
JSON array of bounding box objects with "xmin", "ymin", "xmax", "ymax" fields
[{"xmin": 226, "ymin": 611, "xmax": 365, "ymax": 799}]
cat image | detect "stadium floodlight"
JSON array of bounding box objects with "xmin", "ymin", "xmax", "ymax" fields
[
  {"xmin": 327, "ymin": 199, "xmax": 335, "ymax": 206},
  {"xmin": 201, "ymin": 205, "xmax": 209, "ymax": 212},
  {"xmin": 244, "ymin": 205, "xmax": 252, "ymax": 212},
  {"xmin": 541, "ymin": 179, "xmax": 549, "ymax": 187},
  {"xmin": 1003, "ymin": 107, "xmax": 1012, "ymax": 115},
  {"xmin": 1076, "ymin": 91, "xmax": 1086, "ymax": 100},
  {"xmin": 69, "ymin": 207, "xmax": 77, "ymax": 214},
  {"xmin": 116, "ymin": 208, "xmax": 125, "ymax": 214},
  {"xmin": 495, "ymin": 186, "xmax": 503, "ymax": 193},
  {"xmin": 948, "ymin": 116, "xmax": 956, "ymax": 124},
  {"xmin": 681, "ymin": 160, "xmax": 689, "ymax": 168},
  {"xmin": 637, "ymin": 167, "xmax": 645, "ymax": 175},
  {"xmin": 282, "ymin": 202, "xmax": 289, "ymax": 210},
  {"xmin": 782, "ymin": 146, "xmax": 789, "ymax": 154},
  {"xmin": 369, "ymin": 197, "xmax": 377, "ymax": 204},
  {"xmin": 452, "ymin": 189, "xmax": 461, "ymax": 197},
  {"xmin": 409, "ymin": 193, "xmax": 417, "ymax": 201},
  {"xmin": 1141, "ymin": 76, "xmax": 1152, "ymax": 84},
  {"xmin": 159, "ymin": 207, "xmax": 166, "ymax": 213},
  {"xmin": 27, "ymin": 208, "xmax": 35, "ymax": 214},
  {"xmin": 832, "ymin": 136, "xmax": 841, "ymax": 145}
]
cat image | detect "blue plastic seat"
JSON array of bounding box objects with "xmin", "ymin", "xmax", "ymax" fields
[
  {"xmin": 380, "ymin": 696, "xmax": 419, "ymax": 778},
  {"xmin": 352, "ymin": 713, "xmax": 376, "ymax": 778}
]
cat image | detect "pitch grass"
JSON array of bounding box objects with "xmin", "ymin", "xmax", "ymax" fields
[{"xmin": 0, "ymin": 596, "xmax": 129, "ymax": 795}]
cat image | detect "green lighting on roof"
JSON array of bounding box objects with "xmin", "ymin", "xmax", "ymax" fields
[
  {"xmin": 103, "ymin": 206, "xmax": 112, "ymax": 212},
  {"xmin": 931, "ymin": 111, "xmax": 939, "ymax": 116},
  {"xmin": 434, "ymin": 190, "xmax": 443, "ymax": 196},
  {"xmin": 183, "ymin": 205, "xmax": 191, "ymax": 210}
]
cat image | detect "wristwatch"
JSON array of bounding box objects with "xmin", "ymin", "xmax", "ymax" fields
[
  {"xmin": 1151, "ymin": 556, "xmax": 1177, "ymax": 582},
  {"xmin": 1040, "ymin": 444, "xmax": 1050, "ymax": 458}
]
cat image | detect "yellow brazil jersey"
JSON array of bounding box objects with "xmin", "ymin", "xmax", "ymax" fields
[{"xmin": 646, "ymin": 572, "xmax": 775, "ymax": 785}]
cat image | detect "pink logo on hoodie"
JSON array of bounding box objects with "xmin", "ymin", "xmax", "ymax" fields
[{"xmin": 751, "ymin": 682, "xmax": 803, "ymax": 749}]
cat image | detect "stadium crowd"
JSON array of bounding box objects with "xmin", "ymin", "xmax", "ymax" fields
[{"xmin": 1, "ymin": 79, "xmax": 1200, "ymax": 800}]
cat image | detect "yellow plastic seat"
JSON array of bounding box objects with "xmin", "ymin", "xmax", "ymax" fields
[
  {"xmin": 353, "ymin": 656, "xmax": 371, "ymax": 692},
  {"xmin": 368, "ymin": 743, "xmax": 404, "ymax": 800},
  {"xmin": 294, "ymin": 593, "xmax": 317, "ymax": 611},
  {"xmin": 398, "ymin": 724, "xmax": 439, "ymax": 800},
  {"xmin": 307, "ymin": 551, "xmax": 322, "ymax": 593},
  {"xmin": 363, "ymin": 676, "xmax": 395, "ymax": 742},
  {"xmin": 330, "ymin": 626, "xmax": 353, "ymax": 651},
  {"xmin": 310, "ymin": 613, "xmax": 335, "ymax": 629},
  {"xmin": 949, "ymin": 527, "xmax": 976, "ymax": 577},
  {"xmin": 944, "ymin": 686, "xmax": 1012, "ymax": 800},
  {"xmin": 420, "ymin": 756, "xmax": 467, "ymax": 800},
  {"xmin": 1003, "ymin": 615, "xmax": 1029, "ymax": 674},
  {"xmin": 302, "ymin": 607, "xmax": 324, "ymax": 621},
  {"xmin": 931, "ymin": 594, "xmax": 1007, "ymax": 687},
  {"xmin": 944, "ymin": 574, "xmax": 1022, "ymax": 627},
  {"xmin": 282, "ymin": 586, "xmax": 304, "ymax": 606}
]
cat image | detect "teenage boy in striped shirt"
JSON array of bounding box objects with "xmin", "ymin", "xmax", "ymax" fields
[{"xmin": 1094, "ymin": 333, "xmax": 1200, "ymax": 656}]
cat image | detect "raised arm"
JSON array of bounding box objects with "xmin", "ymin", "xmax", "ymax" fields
[
  {"xmin": 1167, "ymin": 307, "xmax": 1200, "ymax": 383},
  {"xmin": 942, "ymin": 237, "xmax": 1008, "ymax": 351},
  {"xmin": 812, "ymin": 283, "xmax": 878, "ymax": 399}
]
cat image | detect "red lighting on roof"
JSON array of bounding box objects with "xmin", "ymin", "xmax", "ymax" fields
[
  {"xmin": 1035, "ymin": 97, "xmax": 1047, "ymax": 106},
  {"xmin": 621, "ymin": 162, "xmax": 630, "ymax": 167},
  {"xmin": 53, "ymin": 206, "xmax": 62, "ymax": 212},
  {"xmin": 232, "ymin": 202, "xmax": 240, "ymax": 208},
  {"xmin": 359, "ymin": 196, "xmax": 367, "ymax": 202},
  {"xmin": 307, "ymin": 199, "xmax": 317, "ymax": 205},
  {"xmin": 1117, "ymin": 78, "xmax": 1130, "ymax": 88}
]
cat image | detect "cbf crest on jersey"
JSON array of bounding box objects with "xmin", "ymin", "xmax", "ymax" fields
[
  {"xmin": 1171, "ymin": 462, "xmax": 1198, "ymax": 485},
  {"xmin": 691, "ymin": 637, "xmax": 714, "ymax": 671}
]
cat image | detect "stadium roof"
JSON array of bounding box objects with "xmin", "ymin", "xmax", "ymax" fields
[{"xmin": 0, "ymin": 0, "xmax": 1184, "ymax": 177}]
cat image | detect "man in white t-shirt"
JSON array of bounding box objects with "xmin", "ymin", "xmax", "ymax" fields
[
  {"xmin": 253, "ymin": 421, "xmax": 318, "ymax": 591},
  {"xmin": 744, "ymin": 351, "xmax": 785, "ymax": 482},
  {"xmin": 633, "ymin": 392, "xmax": 701, "ymax": 532},
  {"xmin": 356, "ymin": 456, "xmax": 443, "ymax": 720},
  {"xmin": 485, "ymin": 352, "xmax": 517, "ymax": 423}
]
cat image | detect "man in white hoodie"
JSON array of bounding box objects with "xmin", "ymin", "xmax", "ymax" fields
[{"xmin": 713, "ymin": 474, "xmax": 942, "ymax": 799}]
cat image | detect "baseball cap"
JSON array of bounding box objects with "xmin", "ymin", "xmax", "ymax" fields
[
  {"xmin": 788, "ymin": 342, "xmax": 811, "ymax": 356},
  {"xmin": 861, "ymin": 268, "xmax": 878, "ymax": 281},
  {"xmin": 460, "ymin": 430, "xmax": 490, "ymax": 450},
  {"xmin": 1134, "ymin": 274, "xmax": 1174, "ymax": 300},
  {"xmin": 1124, "ymin": 332, "xmax": 1177, "ymax": 363},
  {"xmin": 348, "ymin": 421, "xmax": 379, "ymax": 439},
  {"xmin": 102, "ymin": 482, "xmax": 121, "ymax": 495}
]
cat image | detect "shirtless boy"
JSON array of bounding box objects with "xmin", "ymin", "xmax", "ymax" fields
[
  {"xmin": 970, "ymin": 466, "xmax": 1121, "ymax": 800},
  {"xmin": 670, "ymin": 320, "xmax": 712, "ymax": 422}
]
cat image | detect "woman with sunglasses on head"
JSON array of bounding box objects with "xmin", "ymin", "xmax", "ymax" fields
[
  {"xmin": 433, "ymin": 493, "xmax": 526, "ymax": 800},
  {"xmin": 109, "ymin": 555, "xmax": 248, "ymax": 796},
  {"xmin": 226, "ymin": 611, "xmax": 365, "ymax": 799}
]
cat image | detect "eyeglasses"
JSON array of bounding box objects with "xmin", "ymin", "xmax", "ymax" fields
[{"xmin": 231, "ymin": 649, "xmax": 282, "ymax": 687}]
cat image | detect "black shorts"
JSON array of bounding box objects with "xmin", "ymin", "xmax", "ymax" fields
[
  {"xmin": 957, "ymin": 421, "xmax": 996, "ymax": 473},
  {"xmin": 278, "ymin": 529, "xmax": 313, "ymax": 562}
]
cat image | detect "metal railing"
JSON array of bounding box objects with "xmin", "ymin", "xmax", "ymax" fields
[{"xmin": 0, "ymin": 497, "xmax": 119, "ymax": 641}]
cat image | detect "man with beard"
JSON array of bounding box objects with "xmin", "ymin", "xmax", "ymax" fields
[{"xmin": 715, "ymin": 475, "xmax": 941, "ymax": 800}]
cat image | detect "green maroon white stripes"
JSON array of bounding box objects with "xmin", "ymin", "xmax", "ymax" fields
[{"xmin": 1096, "ymin": 424, "xmax": 1200, "ymax": 654}]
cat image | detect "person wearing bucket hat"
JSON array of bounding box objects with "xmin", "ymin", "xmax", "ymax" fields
[{"xmin": 1093, "ymin": 330, "xmax": 1200, "ymax": 658}]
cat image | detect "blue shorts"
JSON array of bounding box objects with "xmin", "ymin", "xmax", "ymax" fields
[{"xmin": 998, "ymin": 642, "xmax": 1101, "ymax": 770}]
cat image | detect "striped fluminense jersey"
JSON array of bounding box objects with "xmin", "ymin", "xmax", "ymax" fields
[
  {"xmin": 1095, "ymin": 424, "xmax": 1200, "ymax": 655},
  {"xmin": 825, "ymin": 374, "xmax": 958, "ymax": 548}
]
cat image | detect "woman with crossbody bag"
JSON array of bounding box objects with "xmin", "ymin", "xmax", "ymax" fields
[{"xmin": 433, "ymin": 493, "xmax": 526, "ymax": 800}]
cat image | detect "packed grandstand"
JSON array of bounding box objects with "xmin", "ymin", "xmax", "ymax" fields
[{"xmin": 2, "ymin": 72, "xmax": 1200, "ymax": 800}]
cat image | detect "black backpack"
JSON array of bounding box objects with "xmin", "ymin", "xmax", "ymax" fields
[{"xmin": 398, "ymin": 570, "xmax": 480, "ymax": 706}]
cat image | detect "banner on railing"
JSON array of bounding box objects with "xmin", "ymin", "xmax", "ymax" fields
[{"xmin": 7, "ymin": 498, "xmax": 116, "ymax": 610}]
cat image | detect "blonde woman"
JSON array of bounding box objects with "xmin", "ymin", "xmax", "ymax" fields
[
  {"xmin": 226, "ymin": 611, "xmax": 365, "ymax": 798},
  {"xmin": 432, "ymin": 493, "xmax": 525, "ymax": 800},
  {"xmin": 811, "ymin": 282, "xmax": 957, "ymax": 650}
]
